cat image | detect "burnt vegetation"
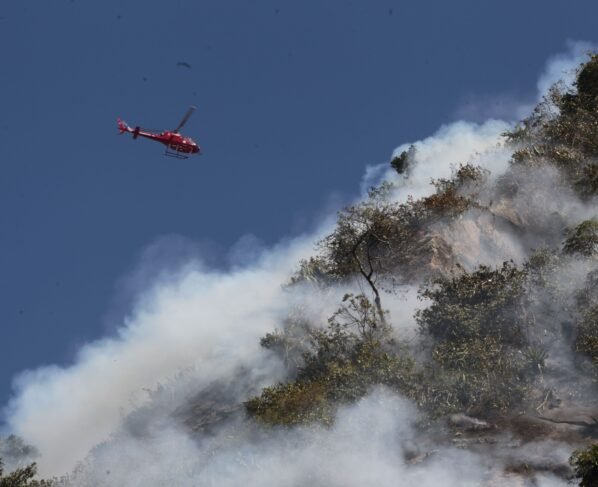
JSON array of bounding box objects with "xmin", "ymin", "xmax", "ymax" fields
[
  {"xmin": 506, "ymin": 53, "xmax": 598, "ymax": 198},
  {"xmin": 570, "ymin": 443, "xmax": 598, "ymax": 487},
  {"xmin": 0, "ymin": 436, "xmax": 54, "ymax": 487},
  {"xmin": 0, "ymin": 459, "xmax": 55, "ymax": 487},
  {"xmin": 246, "ymin": 54, "xmax": 598, "ymax": 475},
  {"xmin": 6, "ymin": 54, "xmax": 598, "ymax": 484}
]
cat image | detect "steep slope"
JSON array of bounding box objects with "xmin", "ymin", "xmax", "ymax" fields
[{"xmin": 3, "ymin": 53, "xmax": 598, "ymax": 487}]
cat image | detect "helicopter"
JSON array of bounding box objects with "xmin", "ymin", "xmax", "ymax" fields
[{"xmin": 117, "ymin": 106, "xmax": 201, "ymax": 158}]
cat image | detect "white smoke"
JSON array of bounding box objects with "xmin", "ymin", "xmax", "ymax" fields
[
  {"xmin": 453, "ymin": 40, "xmax": 597, "ymax": 123},
  {"xmin": 536, "ymin": 40, "xmax": 597, "ymax": 99},
  {"xmin": 59, "ymin": 388, "xmax": 570, "ymax": 486},
  {"xmin": 3, "ymin": 236, "xmax": 320, "ymax": 476},
  {"xmin": 2, "ymin": 44, "xmax": 595, "ymax": 485},
  {"xmin": 362, "ymin": 42, "xmax": 597, "ymax": 206},
  {"xmin": 385, "ymin": 119, "xmax": 512, "ymax": 200}
]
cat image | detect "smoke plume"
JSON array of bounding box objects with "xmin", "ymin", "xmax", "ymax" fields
[{"xmin": 2, "ymin": 44, "xmax": 596, "ymax": 486}]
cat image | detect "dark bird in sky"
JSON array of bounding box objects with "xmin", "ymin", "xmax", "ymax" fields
[{"xmin": 176, "ymin": 61, "xmax": 192, "ymax": 69}]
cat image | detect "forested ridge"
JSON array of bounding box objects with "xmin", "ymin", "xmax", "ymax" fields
[{"xmin": 3, "ymin": 54, "xmax": 598, "ymax": 487}]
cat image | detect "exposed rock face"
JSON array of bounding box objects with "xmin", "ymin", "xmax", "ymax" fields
[
  {"xmin": 489, "ymin": 197, "xmax": 528, "ymax": 228},
  {"xmin": 401, "ymin": 206, "xmax": 531, "ymax": 281},
  {"xmin": 170, "ymin": 56, "xmax": 598, "ymax": 485},
  {"xmin": 401, "ymin": 231, "xmax": 457, "ymax": 280},
  {"xmin": 436, "ymin": 209, "xmax": 526, "ymax": 270}
]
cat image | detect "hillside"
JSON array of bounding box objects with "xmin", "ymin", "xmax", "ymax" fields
[
  {"xmin": 2, "ymin": 54, "xmax": 598, "ymax": 486},
  {"xmin": 190, "ymin": 52, "xmax": 598, "ymax": 485}
]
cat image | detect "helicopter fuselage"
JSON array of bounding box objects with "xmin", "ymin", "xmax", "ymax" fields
[
  {"xmin": 132, "ymin": 128, "xmax": 200, "ymax": 154},
  {"xmin": 117, "ymin": 108, "xmax": 201, "ymax": 158}
]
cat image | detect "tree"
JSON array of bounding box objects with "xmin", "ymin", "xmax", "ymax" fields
[
  {"xmin": 570, "ymin": 443, "xmax": 598, "ymax": 487},
  {"xmin": 574, "ymin": 270, "xmax": 598, "ymax": 375},
  {"xmin": 414, "ymin": 262, "xmax": 539, "ymax": 415},
  {"xmin": 0, "ymin": 436, "xmax": 38, "ymax": 475},
  {"xmin": 390, "ymin": 145, "xmax": 416, "ymax": 176},
  {"xmin": 505, "ymin": 53, "xmax": 598, "ymax": 198},
  {"xmin": 416, "ymin": 262, "xmax": 530, "ymax": 347},
  {"xmin": 0, "ymin": 459, "xmax": 54, "ymax": 487},
  {"xmin": 563, "ymin": 219, "xmax": 598, "ymax": 257},
  {"xmin": 318, "ymin": 185, "xmax": 409, "ymax": 324},
  {"xmin": 246, "ymin": 294, "xmax": 414, "ymax": 426}
]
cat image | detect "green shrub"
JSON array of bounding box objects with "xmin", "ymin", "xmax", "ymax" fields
[
  {"xmin": 0, "ymin": 459, "xmax": 54, "ymax": 487},
  {"xmin": 246, "ymin": 295, "xmax": 415, "ymax": 426},
  {"xmin": 260, "ymin": 315, "xmax": 313, "ymax": 376},
  {"xmin": 245, "ymin": 379, "xmax": 334, "ymax": 426},
  {"xmin": 390, "ymin": 145, "xmax": 416, "ymax": 175},
  {"xmin": 505, "ymin": 54, "xmax": 598, "ymax": 198},
  {"xmin": 576, "ymin": 305, "xmax": 598, "ymax": 368},
  {"xmin": 246, "ymin": 340, "xmax": 415, "ymax": 426},
  {"xmin": 416, "ymin": 262, "xmax": 530, "ymax": 347},
  {"xmin": 287, "ymin": 256, "xmax": 339, "ymax": 288},
  {"xmin": 570, "ymin": 443, "xmax": 598, "ymax": 487},
  {"xmin": 573, "ymin": 270, "xmax": 598, "ymax": 376},
  {"xmin": 297, "ymin": 163, "xmax": 490, "ymax": 294},
  {"xmin": 563, "ymin": 220, "xmax": 598, "ymax": 257},
  {"xmin": 412, "ymin": 262, "xmax": 543, "ymax": 415},
  {"xmin": 432, "ymin": 336, "xmax": 530, "ymax": 414}
]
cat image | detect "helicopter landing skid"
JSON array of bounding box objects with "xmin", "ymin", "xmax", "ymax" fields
[{"xmin": 164, "ymin": 148, "xmax": 189, "ymax": 159}]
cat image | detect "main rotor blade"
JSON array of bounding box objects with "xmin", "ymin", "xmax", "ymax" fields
[{"xmin": 173, "ymin": 106, "xmax": 196, "ymax": 133}]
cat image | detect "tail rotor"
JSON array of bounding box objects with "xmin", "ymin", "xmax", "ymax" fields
[{"xmin": 117, "ymin": 118, "xmax": 132, "ymax": 134}]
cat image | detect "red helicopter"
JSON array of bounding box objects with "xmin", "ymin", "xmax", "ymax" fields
[{"xmin": 117, "ymin": 106, "xmax": 201, "ymax": 158}]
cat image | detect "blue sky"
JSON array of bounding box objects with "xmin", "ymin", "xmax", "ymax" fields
[{"xmin": 1, "ymin": 0, "xmax": 597, "ymax": 414}]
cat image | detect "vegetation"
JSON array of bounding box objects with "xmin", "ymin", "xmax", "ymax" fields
[
  {"xmin": 574, "ymin": 270, "xmax": 598, "ymax": 375},
  {"xmin": 316, "ymin": 185, "xmax": 411, "ymax": 321},
  {"xmin": 0, "ymin": 459, "xmax": 54, "ymax": 487},
  {"xmin": 246, "ymin": 294, "xmax": 414, "ymax": 425},
  {"xmin": 390, "ymin": 145, "xmax": 416, "ymax": 175},
  {"xmin": 576, "ymin": 305, "xmax": 598, "ymax": 369},
  {"xmin": 245, "ymin": 56, "xmax": 598, "ymax": 487},
  {"xmin": 417, "ymin": 262, "xmax": 530, "ymax": 346},
  {"xmin": 0, "ymin": 437, "xmax": 38, "ymax": 474},
  {"xmin": 412, "ymin": 262, "xmax": 542, "ymax": 416},
  {"xmin": 249, "ymin": 261, "xmax": 548, "ymax": 423},
  {"xmin": 15, "ymin": 51, "xmax": 596, "ymax": 483},
  {"xmin": 260, "ymin": 314, "xmax": 313, "ymax": 376},
  {"xmin": 563, "ymin": 219, "xmax": 598, "ymax": 256},
  {"xmin": 423, "ymin": 164, "xmax": 488, "ymax": 218},
  {"xmin": 251, "ymin": 50, "xmax": 598, "ymax": 417},
  {"xmin": 570, "ymin": 443, "xmax": 598, "ymax": 487},
  {"xmin": 291, "ymin": 163, "xmax": 489, "ymax": 294},
  {"xmin": 0, "ymin": 437, "xmax": 54, "ymax": 487},
  {"xmin": 505, "ymin": 54, "xmax": 598, "ymax": 198}
]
